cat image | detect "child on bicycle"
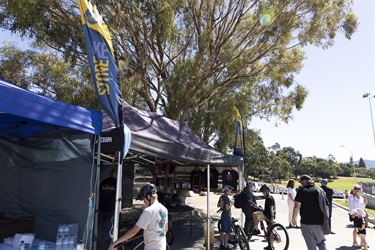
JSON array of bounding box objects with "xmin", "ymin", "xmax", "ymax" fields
[
  {"xmin": 259, "ymin": 184, "xmax": 276, "ymax": 224},
  {"xmin": 217, "ymin": 185, "xmax": 233, "ymax": 250},
  {"xmin": 259, "ymin": 184, "xmax": 276, "ymax": 250}
]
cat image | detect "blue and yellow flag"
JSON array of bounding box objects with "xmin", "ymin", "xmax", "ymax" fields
[
  {"xmin": 77, "ymin": 0, "xmax": 120, "ymax": 127},
  {"xmin": 78, "ymin": 0, "xmax": 131, "ymax": 158},
  {"xmin": 233, "ymin": 108, "xmax": 244, "ymax": 156}
]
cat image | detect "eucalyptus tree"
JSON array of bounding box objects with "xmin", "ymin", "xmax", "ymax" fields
[{"xmin": 0, "ymin": 0, "xmax": 358, "ymax": 148}]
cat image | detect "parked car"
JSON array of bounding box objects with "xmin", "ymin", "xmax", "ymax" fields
[
  {"xmin": 252, "ymin": 182, "xmax": 262, "ymax": 192},
  {"xmin": 333, "ymin": 190, "xmax": 344, "ymax": 199}
]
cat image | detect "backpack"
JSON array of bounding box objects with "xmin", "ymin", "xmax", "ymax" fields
[{"xmin": 233, "ymin": 191, "xmax": 245, "ymax": 209}]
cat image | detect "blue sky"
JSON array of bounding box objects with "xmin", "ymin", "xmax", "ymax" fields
[
  {"xmin": 252, "ymin": 0, "xmax": 375, "ymax": 164},
  {"xmin": 1, "ymin": 0, "xmax": 374, "ymax": 165}
]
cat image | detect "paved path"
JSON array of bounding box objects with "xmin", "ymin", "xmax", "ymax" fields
[{"xmin": 170, "ymin": 192, "xmax": 375, "ymax": 250}]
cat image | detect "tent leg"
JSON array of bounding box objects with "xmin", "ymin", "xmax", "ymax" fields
[
  {"xmin": 93, "ymin": 136, "xmax": 101, "ymax": 250},
  {"xmin": 113, "ymin": 153, "xmax": 123, "ymax": 241}
]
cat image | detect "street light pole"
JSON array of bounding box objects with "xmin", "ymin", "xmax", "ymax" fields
[
  {"xmin": 363, "ymin": 93, "xmax": 375, "ymax": 156},
  {"xmin": 341, "ymin": 145, "xmax": 356, "ymax": 182}
]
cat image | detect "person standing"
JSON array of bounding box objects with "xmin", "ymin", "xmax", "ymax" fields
[
  {"xmin": 242, "ymin": 181, "xmax": 260, "ymax": 235},
  {"xmin": 98, "ymin": 169, "xmax": 117, "ymax": 248},
  {"xmin": 217, "ymin": 185, "xmax": 233, "ymax": 250},
  {"xmin": 348, "ymin": 185, "xmax": 368, "ymax": 248},
  {"xmin": 292, "ymin": 175, "xmax": 330, "ymax": 250},
  {"xmin": 320, "ymin": 179, "xmax": 334, "ymax": 234},
  {"xmin": 344, "ymin": 190, "xmax": 349, "ymax": 203},
  {"xmin": 259, "ymin": 184, "xmax": 276, "ymax": 250},
  {"xmin": 109, "ymin": 183, "xmax": 168, "ymax": 250},
  {"xmin": 352, "ymin": 208, "xmax": 368, "ymax": 250},
  {"xmin": 286, "ymin": 179, "xmax": 297, "ymax": 228}
]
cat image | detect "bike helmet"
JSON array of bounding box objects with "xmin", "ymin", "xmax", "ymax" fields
[
  {"xmin": 136, "ymin": 183, "xmax": 157, "ymax": 200},
  {"xmin": 259, "ymin": 184, "xmax": 270, "ymax": 193},
  {"xmin": 223, "ymin": 185, "xmax": 233, "ymax": 192},
  {"xmin": 246, "ymin": 180, "xmax": 254, "ymax": 187}
]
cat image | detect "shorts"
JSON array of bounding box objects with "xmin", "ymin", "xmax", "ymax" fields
[
  {"xmin": 353, "ymin": 217, "xmax": 366, "ymax": 235},
  {"xmin": 254, "ymin": 211, "xmax": 266, "ymax": 221},
  {"xmin": 220, "ymin": 216, "xmax": 232, "ymax": 233}
]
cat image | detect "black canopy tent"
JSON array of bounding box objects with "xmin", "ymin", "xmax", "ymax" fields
[
  {"xmin": 101, "ymin": 100, "xmax": 243, "ymax": 166},
  {"xmin": 101, "ymin": 101, "xmax": 244, "ymax": 249},
  {"xmin": 0, "ymin": 79, "xmax": 102, "ymax": 245}
]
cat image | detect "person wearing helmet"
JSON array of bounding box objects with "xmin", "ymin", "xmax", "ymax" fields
[
  {"xmin": 109, "ymin": 184, "xmax": 168, "ymax": 250},
  {"xmin": 259, "ymin": 184, "xmax": 276, "ymax": 224},
  {"xmin": 217, "ymin": 185, "xmax": 233, "ymax": 249},
  {"xmin": 242, "ymin": 180, "xmax": 260, "ymax": 236}
]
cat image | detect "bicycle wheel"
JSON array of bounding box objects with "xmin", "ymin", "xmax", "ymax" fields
[
  {"xmin": 234, "ymin": 225, "xmax": 250, "ymax": 250},
  {"xmin": 166, "ymin": 243, "xmax": 170, "ymax": 250},
  {"xmin": 166, "ymin": 228, "xmax": 174, "ymax": 246},
  {"xmin": 266, "ymin": 223, "xmax": 289, "ymax": 250},
  {"xmin": 218, "ymin": 219, "xmax": 222, "ymax": 232}
]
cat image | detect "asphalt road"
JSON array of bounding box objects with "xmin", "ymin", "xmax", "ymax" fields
[{"xmin": 170, "ymin": 192, "xmax": 375, "ymax": 250}]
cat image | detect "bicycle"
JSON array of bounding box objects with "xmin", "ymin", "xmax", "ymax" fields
[
  {"xmin": 115, "ymin": 231, "xmax": 170, "ymax": 250},
  {"xmin": 115, "ymin": 220, "xmax": 174, "ymax": 246},
  {"xmin": 217, "ymin": 209, "xmax": 250, "ymax": 250},
  {"xmin": 246, "ymin": 205, "xmax": 289, "ymax": 250}
]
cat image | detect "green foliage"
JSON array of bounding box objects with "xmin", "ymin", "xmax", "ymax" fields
[{"xmin": 0, "ymin": 0, "xmax": 358, "ymax": 151}]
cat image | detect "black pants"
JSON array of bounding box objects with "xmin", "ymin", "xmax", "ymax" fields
[
  {"xmin": 244, "ymin": 212, "xmax": 254, "ymax": 235},
  {"xmin": 98, "ymin": 211, "xmax": 114, "ymax": 247}
]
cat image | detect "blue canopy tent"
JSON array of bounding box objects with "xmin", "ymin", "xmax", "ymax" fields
[{"xmin": 0, "ymin": 79, "xmax": 102, "ymax": 245}]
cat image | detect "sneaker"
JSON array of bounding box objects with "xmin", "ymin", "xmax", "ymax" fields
[
  {"xmin": 264, "ymin": 246, "xmax": 275, "ymax": 250},
  {"xmin": 352, "ymin": 242, "xmax": 361, "ymax": 248},
  {"xmin": 251, "ymin": 229, "xmax": 261, "ymax": 235},
  {"xmin": 330, "ymin": 231, "xmax": 335, "ymax": 234}
]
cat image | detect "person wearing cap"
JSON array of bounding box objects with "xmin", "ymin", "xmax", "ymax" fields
[
  {"xmin": 320, "ymin": 179, "xmax": 334, "ymax": 234},
  {"xmin": 242, "ymin": 180, "xmax": 260, "ymax": 236},
  {"xmin": 217, "ymin": 185, "xmax": 233, "ymax": 249},
  {"xmin": 109, "ymin": 184, "xmax": 168, "ymax": 250},
  {"xmin": 292, "ymin": 175, "xmax": 330, "ymax": 250}
]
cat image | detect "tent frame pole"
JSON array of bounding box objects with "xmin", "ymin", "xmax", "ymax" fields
[
  {"xmin": 93, "ymin": 136, "xmax": 101, "ymax": 250},
  {"xmin": 113, "ymin": 152, "xmax": 123, "ymax": 241},
  {"xmin": 206, "ymin": 164, "xmax": 210, "ymax": 249}
]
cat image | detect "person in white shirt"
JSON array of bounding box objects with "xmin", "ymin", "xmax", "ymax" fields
[
  {"xmin": 109, "ymin": 184, "xmax": 168, "ymax": 250},
  {"xmin": 286, "ymin": 179, "xmax": 298, "ymax": 228},
  {"xmin": 348, "ymin": 185, "xmax": 368, "ymax": 249}
]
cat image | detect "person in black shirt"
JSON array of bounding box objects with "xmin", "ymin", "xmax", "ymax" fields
[
  {"xmin": 320, "ymin": 179, "xmax": 334, "ymax": 234},
  {"xmin": 292, "ymin": 175, "xmax": 329, "ymax": 250},
  {"xmin": 98, "ymin": 169, "xmax": 117, "ymax": 248},
  {"xmin": 259, "ymin": 184, "xmax": 276, "ymax": 224},
  {"xmin": 242, "ymin": 181, "xmax": 260, "ymax": 235}
]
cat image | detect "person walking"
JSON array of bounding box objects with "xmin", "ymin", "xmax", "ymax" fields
[
  {"xmin": 292, "ymin": 175, "xmax": 330, "ymax": 250},
  {"xmin": 217, "ymin": 185, "xmax": 233, "ymax": 250},
  {"xmin": 242, "ymin": 180, "xmax": 260, "ymax": 235},
  {"xmin": 286, "ymin": 179, "xmax": 297, "ymax": 228},
  {"xmin": 109, "ymin": 183, "xmax": 168, "ymax": 250},
  {"xmin": 348, "ymin": 185, "xmax": 368, "ymax": 248},
  {"xmin": 320, "ymin": 179, "xmax": 334, "ymax": 234}
]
